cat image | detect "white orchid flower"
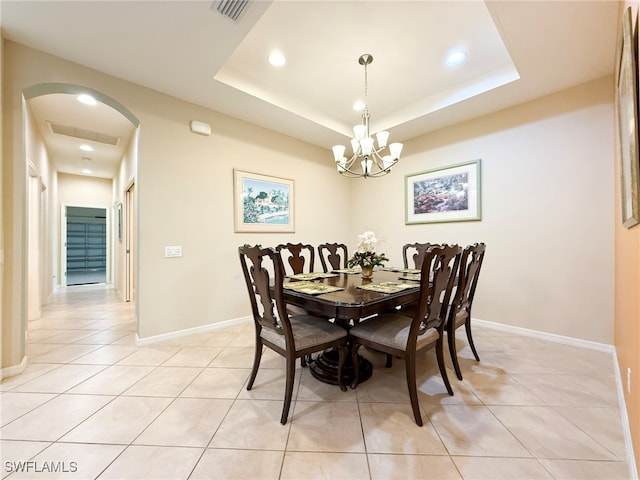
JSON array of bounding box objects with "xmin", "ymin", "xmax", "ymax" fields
[{"xmin": 356, "ymin": 230, "xmax": 379, "ymax": 253}]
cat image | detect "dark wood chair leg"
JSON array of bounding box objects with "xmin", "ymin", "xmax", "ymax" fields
[
  {"xmin": 436, "ymin": 337, "xmax": 454, "ymax": 396},
  {"xmin": 465, "ymin": 321, "xmax": 480, "ymax": 361},
  {"xmin": 385, "ymin": 353, "xmax": 393, "ymax": 368},
  {"xmin": 247, "ymin": 339, "xmax": 263, "ymax": 390},
  {"xmin": 405, "ymin": 353, "xmax": 423, "ymax": 426},
  {"xmin": 350, "ymin": 343, "xmax": 361, "ymax": 389},
  {"xmin": 448, "ymin": 330, "xmax": 464, "ymax": 381},
  {"xmin": 281, "ymin": 356, "xmax": 296, "ymax": 425}
]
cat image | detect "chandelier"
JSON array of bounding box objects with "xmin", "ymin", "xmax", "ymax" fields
[{"xmin": 331, "ymin": 54, "xmax": 403, "ymax": 178}]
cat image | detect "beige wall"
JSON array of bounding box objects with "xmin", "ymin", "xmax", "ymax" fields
[
  {"xmin": 0, "ymin": 13, "xmax": 5, "ymax": 371},
  {"xmin": 25, "ymin": 98, "xmax": 54, "ymax": 318},
  {"xmin": 2, "ymin": 41, "xmax": 351, "ymax": 346},
  {"xmin": 2, "ymin": 39, "xmax": 27, "ymax": 369},
  {"xmin": 134, "ymin": 89, "xmax": 351, "ymax": 338},
  {"xmin": 348, "ymin": 77, "xmax": 615, "ymax": 344},
  {"xmin": 616, "ymin": 1, "xmax": 640, "ymax": 468}
]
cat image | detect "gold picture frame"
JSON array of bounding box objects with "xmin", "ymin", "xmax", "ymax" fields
[{"xmin": 617, "ymin": 6, "xmax": 640, "ymax": 228}]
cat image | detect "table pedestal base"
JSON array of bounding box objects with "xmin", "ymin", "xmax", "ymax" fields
[{"xmin": 309, "ymin": 347, "xmax": 372, "ymax": 386}]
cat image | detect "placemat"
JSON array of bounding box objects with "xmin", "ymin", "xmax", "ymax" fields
[
  {"xmin": 398, "ymin": 273, "xmax": 421, "ymax": 281},
  {"xmin": 287, "ymin": 272, "xmax": 340, "ymax": 281},
  {"xmin": 283, "ymin": 281, "xmax": 343, "ymax": 295},
  {"xmin": 332, "ymin": 268, "xmax": 361, "ymax": 274},
  {"xmin": 357, "ymin": 282, "xmax": 418, "ymax": 294},
  {"xmin": 381, "ymin": 267, "xmax": 421, "ymax": 274}
]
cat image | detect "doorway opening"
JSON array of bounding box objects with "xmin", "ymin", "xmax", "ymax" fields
[{"xmin": 66, "ymin": 206, "xmax": 107, "ymax": 286}]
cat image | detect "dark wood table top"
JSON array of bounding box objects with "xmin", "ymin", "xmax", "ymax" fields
[{"xmin": 283, "ymin": 270, "xmax": 420, "ymax": 322}]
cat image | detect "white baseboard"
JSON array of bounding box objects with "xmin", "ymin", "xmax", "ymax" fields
[
  {"xmin": 613, "ymin": 352, "xmax": 639, "ymax": 480},
  {"xmin": 472, "ymin": 317, "xmax": 614, "ymax": 353},
  {"xmin": 135, "ymin": 316, "xmax": 252, "ymax": 346},
  {"xmin": 473, "ymin": 317, "xmax": 636, "ymax": 478},
  {"xmin": 0, "ymin": 356, "xmax": 27, "ymax": 381}
]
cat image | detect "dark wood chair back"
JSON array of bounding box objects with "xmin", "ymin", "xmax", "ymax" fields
[
  {"xmin": 238, "ymin": 244, "xmax": 348, "ymax": 424},
  {"xmin": 317, "ymin": 243, "xmax": 348, "ymax": 272},
  {"xmin": 276, "ymin": 243, "xmax": 315, "ymax": 275},
  {"xmin": 349, "ymin": 244, "xmax": 461, "ymax": 426},
  {"xmin": 446, "ymin": 242, "xmax": 486, "ymax": 379},
  {"xmin": 403, "ymin": 242, "xmax": 438, "ymax": 269},
  {"xmin": 238, "ymin": 244, "xmax": 292, "ymax": 341},
  {"xmin": 413, "ymin": 244, "xmax": 462, "ymax": 333}
]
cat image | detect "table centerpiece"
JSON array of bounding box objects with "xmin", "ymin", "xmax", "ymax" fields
[{"xmin": 347, "ymin": 231, "xmax": 389, "ymax": 279}]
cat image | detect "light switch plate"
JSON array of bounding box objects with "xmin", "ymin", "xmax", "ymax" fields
[{"xmin": 165, "ymin": 245, "xmax": 182, "ymax": 258}]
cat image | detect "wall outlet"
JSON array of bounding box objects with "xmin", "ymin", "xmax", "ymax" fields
[
  {"xmin": 165, "ymin": 245, "xmax": 182, "ymax": 258},
  {"xmin": 628, "ymin": 367, "xmax": 632, "ymax": 394}
]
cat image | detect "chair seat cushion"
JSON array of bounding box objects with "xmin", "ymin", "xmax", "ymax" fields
[
  {"xmin": 261, "ymin": 315, "xmax": 347, "ymax": 352},
  {"xmin": 349, "ymin": 313, "xmax": 439, "ymax": 351}
]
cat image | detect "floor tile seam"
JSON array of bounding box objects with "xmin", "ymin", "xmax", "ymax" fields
[
  {"xmin": 203, "ymin": 446, "xmax": 286, "ymax": 452},
  {"xmin": 202, "ymin": 381, "xmax": 254, "ymax": 451},
  {"xmin": 547, "ymin": 405, "xmax": 627, "ymax": 460},
  {"xmin": 91, "ymin": 442, "xmax": 131, "ymax": 480},
  {"xmin": 26, "ymin": 393, "xmax": 119, "ymax": 445},
  {"xmin": 508, "ymin": 373, "xmax": 578, "ymax": 405},
  {"xmin": 29, "ymin": 344, "xmax": 106, "ymax": 365},
  {"xmin": 353, "ymin": 386, "xmax": 375, "ymax": 480},
  {"xmin": 0, "ymin": 391, "xmax": 65, "ymax": 429},
  {"xmin": 1, "ymin": 440, "xmax": 53, "ymax": 471},
  {"xmin": 0, "ymin": 365, "xmax": 65, "ymax": 392},
  {"xmin": 479, "ymin": 403, "xmax": 539, "ymax": 460},
  {"xmin": 161, "ymin": 351, "xmax": 225, "ymax": 369},
  {"xmin": 102, "ymin": 394, "xmax": 182, "ymax": 450},
  {"xmin": 9, "ymin": 365, "xmax": 111, "ymax": 396},
  {"xmin": 483, "ymin": 404, "xmax": 624, "ymax": 462}
]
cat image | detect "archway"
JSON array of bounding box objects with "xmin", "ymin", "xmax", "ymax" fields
[{"xmin": 22, "ymin": 82, "xmax": 140, "ymax": 338}]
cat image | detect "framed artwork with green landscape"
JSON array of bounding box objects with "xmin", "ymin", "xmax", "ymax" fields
[{"xmin": 233, "ymin": 169, "xmax": 295, "ymax": 233}]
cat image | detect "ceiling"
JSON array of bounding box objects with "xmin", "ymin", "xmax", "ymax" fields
[{"xmin": 1, "ymin": 1, "xmax": 621, "ymax": 179}]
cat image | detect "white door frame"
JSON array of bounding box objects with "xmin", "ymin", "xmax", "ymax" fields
[{"xmin": 61, "ymin": 204, "xmax": 111, "ymax": 287}]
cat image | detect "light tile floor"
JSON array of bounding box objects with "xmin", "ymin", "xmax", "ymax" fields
[{"xmin": 0, "ymin": 285, "xmax": 632, "ymax": 479}]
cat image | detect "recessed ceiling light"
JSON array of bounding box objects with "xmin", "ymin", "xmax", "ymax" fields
[
  {"xmin": 446, "ymin": 51, "xmax": 467, "ymax": 66},
  {"xmin": 268, "ymin": 52, "xmax": 286, "ymax": 67},
  {"xmin": 81, "ymin": 168, "xmax": 93, "ymax": 174},
  {"xmin": 352, "ymin": 101, "xmax": 365, "ymax": 112},
  {"xmin": 79, "ymin": 144, "xmax": 93, "ymax": 152},
  {"xmin": 77, "ymin": 94, "xmax": 97, "ymax": 106}
]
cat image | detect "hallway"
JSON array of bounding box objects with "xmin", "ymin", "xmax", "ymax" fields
[{"xmin": 0, "ymin": 285, "xmax": 631, "ymax": 479}]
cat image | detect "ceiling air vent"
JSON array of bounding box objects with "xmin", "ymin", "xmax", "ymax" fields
[
  {"xmin": 213, "ymin": 0, "xmax": 249, "ymax": 22},
  {"xmin": 47, "ymin": 121, "xmax": 120, "ymax": 146}
]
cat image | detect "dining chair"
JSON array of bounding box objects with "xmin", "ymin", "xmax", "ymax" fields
[
  {"xmin": 349, "ymin": 244, "xmax": 461, "ymax": 426},
  {"xmin": 402, "ymin": 242, "xmax": 438, "ymax": 269},
  {"xmin": 446, "ymin": 242, "xmax": 486, "ymax": 380},
  {"xmin": 317, "ymin": 243, "xmax": 348, "ymax": 272},
  {"xmin": 239, "ymin": 244, "xmax": 348, "ymax": 424},
  {"xmin": 276, "ymin": 242, "xmax": 315, "ymax": 275}
]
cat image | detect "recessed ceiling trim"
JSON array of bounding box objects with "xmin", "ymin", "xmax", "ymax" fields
[{"xmin": 47, "ymin": 121, "xmax": 121, "ymax": 146}]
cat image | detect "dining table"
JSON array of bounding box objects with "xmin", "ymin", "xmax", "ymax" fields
[{"xmin": 282, "ymin": 267, "xmax": 421, "ymax": 386}]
